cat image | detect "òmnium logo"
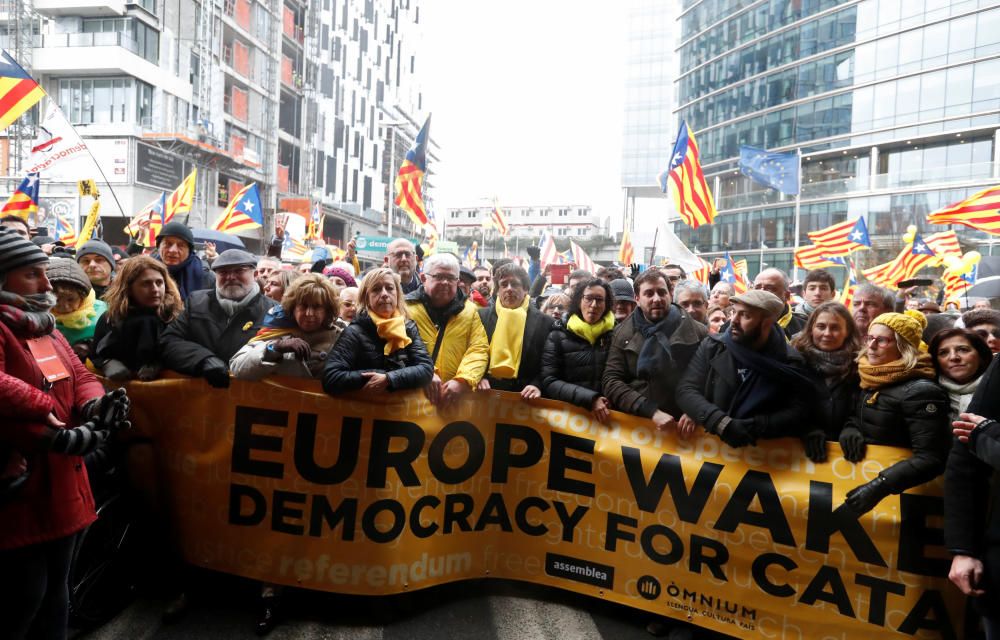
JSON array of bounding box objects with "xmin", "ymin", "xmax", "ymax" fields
[
  {"xmin": 637, "ymin": 575, "xmax": 661, "ymax": 600},
  {"xmin": 544, "ymin": 553, "xmax": 614, "ymax": 589}
]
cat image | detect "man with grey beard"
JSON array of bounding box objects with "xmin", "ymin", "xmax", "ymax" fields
[{"xmin": 160, "ymin": 249, "xmax": 272, "ymax": 387}]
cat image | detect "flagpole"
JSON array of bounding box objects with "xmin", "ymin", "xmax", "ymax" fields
[
  {"xmin": 387, "ymin": 127, "xmax": 395, "ymax": 239},
  {"xmin": 793, "ymin": 148, "xmax": 802, "ymax": 282}
]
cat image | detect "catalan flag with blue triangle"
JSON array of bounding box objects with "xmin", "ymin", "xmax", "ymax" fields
[
  {"xmin": 395, "ymin": 115, "xmax": 431, "ymax": 228},
  {"xmin": 0, "ymin": 50, "xmax": 45, "ymax": 133},
  {"xmin": 213, "ymin": 183, "xmax": 263, "ymax": 233},
  {"xmin": 1, "ymin": 172, "xmax": 40, "ymax": 221},
  {"xmin": 659, "ymin": 120, "xmax": 716, "ymax": 229},
  {"xmin": 807, "ymin": 216, "xmax": 871, "ymax": 257},
  {"xmin": 720, "ymin": 251, "xmax": 748, "ymax": 294},
  {"xmin": 54, "ymin": 212, "xmax": 77, "ymax": 246}
]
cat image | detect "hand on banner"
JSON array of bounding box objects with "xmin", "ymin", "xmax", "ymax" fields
[
  {"xmin": 477, "ymin": 379, "xmax": 491, "ymax": 391},
  {"xmin": 719, "ymin": 418, "xmax": 757, "ymax": 448},
  {"xmin": 954, "ymin": 412, "xmax": 989, "ymax": 443},
  {"xmin": 425, "ymin": 374, "xmax": 442, "ymax": 404},
  {"xmin": 677, "ymin": 414, "xmax": 699, "ymax": 439},
  {"xmin": 591, "ymin": 396, "xmax": 610, "ymax": 424},
  {"xmin": 949, "ymin": 555, "xmax": 986, "ymax": 596},
  {"xmin": 439, "ymin": 379, "xmax": 466, "ymax": 408},
  {"xmin": 838, "ymin": 426, "xmax": 867, "ymax": 461},
  {"xmin": 201, "ymin": 357, "xmax": 231, "ymax": 388},
  {"xmin": 521, "ymin": 385, "xmax": 541, "ymax": 401},
  {"xmin": 361, "ymin": 371, "xmax": 389, "ymax": 392},
  {"xmin": 844, "ymin": 475, "xmax": 890, "ymax": 516},
  {"xmin": 802, "ymin": 428, "xmax": 828, "ymax": 462},
  {"xmin": 651, "ymin": 410, "xmax": 677, "ymax": 432}
]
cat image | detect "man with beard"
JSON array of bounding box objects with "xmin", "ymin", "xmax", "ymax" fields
[
  {"xmin": 405, "ymin": 253, "xmax": 489, "ymax": 408},
  {"xmin": 753, "ymin": 267, "xmax": 807, "ymax": 338},
  {"xmin": 603, "ymin": 267, "xmax": 707, "ymax": 432},
  {"xmin": 851, "ymin": 283, "xmax": 894, "ymax": 337},
  {"xmin": 471, "ymin": 265, "xmax": 492, "ymax": 307},
  {"xmin": 75, "ymin": 239, "xmax": 116, "ymax": 299},
  {"xmin": 677, "ymin": 290, "xmax": 819, "ymax": 448},
  {"xmin": 160, "ymin": 249, "xmax": 272, "ymax": 388}
]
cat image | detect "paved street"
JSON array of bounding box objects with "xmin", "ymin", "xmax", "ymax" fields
[{"xmin": 74, "ymin": 576, "xmax": 732, "ymax": 640}]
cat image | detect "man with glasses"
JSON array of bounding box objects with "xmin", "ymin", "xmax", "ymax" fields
[
  {"xmin": 962, "ymin": 309, "xmax": 1000, "ymax": 354},
  {"xmin": 160, "ymin": 249, "xmax": 272, "ymax": 388},
  {"xmin": 386, "ymin": 237, "xmax": 421, "ymax": 294},
  {"xmin": 673, "ymin": 280, "xmax": 709, "ymax": 325},
  {"xmin": 479, "ymin": 263, "xmax": 554, "ymax": 399},
  {"xmin": 753, "ymin": 267, "xmax": 807, "ymax": 338},
  {"xmin": 405, "ymin": 253, "xmax": 489, "ymax": 408},
  {"xmin": 662, "ymin": 264, "xmax": 686, "ymax": 284}
]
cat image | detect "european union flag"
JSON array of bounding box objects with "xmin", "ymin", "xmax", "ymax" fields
[{"xmin": 739, "ymin": 145, "xmax": 799, "ymax": 195}]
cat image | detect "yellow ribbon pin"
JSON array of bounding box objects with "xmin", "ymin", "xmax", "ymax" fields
[{"xmin": 243, "ymin": 321, "xmax": 253, "ymax": 331}]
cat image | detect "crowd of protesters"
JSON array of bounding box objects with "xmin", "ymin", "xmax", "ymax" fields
[{"xmin": 3, "ymin": 213, "xmax": 1000, "ymax": 640}]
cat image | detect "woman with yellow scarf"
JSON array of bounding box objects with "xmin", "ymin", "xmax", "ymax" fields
[
  {"xmin": 322, "ymin": 267, "xmax": 433, "ymax": 395},
  {"xmin": 838, "ymin": 310, "xmax": 950, "ymax": 516},
  {"xmin": 47, "ymin": 258, "xmax": 107, "ymax": 363},
  {"xmin": 541, "ymin": 278, "xmax": 616, "ymax": 423}
]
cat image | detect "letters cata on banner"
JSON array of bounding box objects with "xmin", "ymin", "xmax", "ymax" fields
[{"xmin": 121, "ymin": 375, "xmax": 962, "ymax": 640}]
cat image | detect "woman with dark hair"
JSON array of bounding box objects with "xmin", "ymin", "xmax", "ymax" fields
[
  {"xmin": 837, "ymin": 310, "xmax": 949, "ymax": 517},
  {"xmin": 541, "ymin": 278, "xmax": 616, "ymax": 422},
  {"xmin": 91, "ymin": 255, "xmax": 185, "ymax": 381},
  {"xmin": 322, "ymin": 268, "xmax": 433, "ymax": 395},
  {"xmin": 929, "ymin": 328, "xmax": 992, "ymax": 422},
  {"xmin": 791, "ymin": 301, "xmax": 861, "ymax": 462}
]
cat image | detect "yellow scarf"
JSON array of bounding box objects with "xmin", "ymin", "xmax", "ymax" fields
[
  {"xmin": 567, "ymin": 312, "xmax": 615, "ymax": 345},
  {"xmin": 857, "ymin": 353, "xmax": 935, "ymax": 390},
  {"xmin": 489, "ymin": 296, "xmax": 529, "ymax": 379},
  {"xmin": 370, "ymin": 311, "xmax": 411, "ymax": 355},
  {"xmin": 54, "ymin": 289, "xmax": 98, "ymax": 330}
]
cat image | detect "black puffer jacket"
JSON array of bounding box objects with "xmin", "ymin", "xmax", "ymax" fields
[
  {"xmin": 849, "ymin": 377, "xmax": 949, "ymax": 493},
  {"xmin": 541, "ymin": 319, "xmax": 613, "ymax": 409},
  {"xmin": 160, "ymin": 288, "xmax": 272, "ymax": 375},
  {"xmin": 322, "ymin": 312, "xmax": 433, "ymax": 394},
  {"xmin": 479, "ymin": 302, "xmax": 554, "ymax": 392}
]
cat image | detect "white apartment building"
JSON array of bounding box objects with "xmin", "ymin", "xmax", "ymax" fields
[{"xmin": 445, "ymin": 204, "xmax": 606, "ymax": 240}]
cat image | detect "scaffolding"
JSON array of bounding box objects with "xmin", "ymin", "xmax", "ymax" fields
[{"xmin": 1, "ymin": 0, "xmax": 38, "ymax": 175}]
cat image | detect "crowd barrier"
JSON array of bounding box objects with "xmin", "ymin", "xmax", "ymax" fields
[{"xmin": 121, "ymin": 374, "xmax": 962, "ymax": 639}]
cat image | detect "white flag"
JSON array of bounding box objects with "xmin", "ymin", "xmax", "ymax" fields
[
  {"xmin": 653, "ymin": 222, "xmax": 703, "ymax": 274},
  {"xmin": 25, "ymin": 101, "xmax": 89, "ymax": 174}
]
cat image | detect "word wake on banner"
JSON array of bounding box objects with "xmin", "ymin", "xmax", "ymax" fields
[{"xmin": 123, "ymin": 376, "xmax": 962, "ymax": 640}]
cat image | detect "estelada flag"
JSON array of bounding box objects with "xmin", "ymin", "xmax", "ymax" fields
[
  {"xmin": 0, "ymin": 50, "xmax": 45, "ymax": 133},
  {"xmin": 165, "ymin": 169, "xmax": 197, "ymax": 221},
  {"xmin": 807, "ymin": 216, "xmax": 871, "ymax": 256},
  {"xmin": 395, "ymin": 115, "xmax": 431, "ymax": 227},
  {"xmin": 720, "ymin": 251, "xmax": 748, "ymax": 294},
  {"xmin": 213, "ymin": 183, "xmax": 263, "ymax": 233},
  {"xmin": 659, "ymin": 120, "xmax": 716, "ymax": 229},
  {"xmin": 54, "ymin": 212, "xmax": 77, "ymax": 247},
  {"xmin": 490, "ymin": 198, "xmax": 509, "ymax": 237},
  {"xmin": 927, "ymin": 184, "xmax": 1000, "ymax": 235},
  {"xmin": 0, "ymin": 172, "xmax": 40, "ymax": 221},
  {"xmin": 618, "ymin": 230, "xmax": 634, "ymax": 265}
]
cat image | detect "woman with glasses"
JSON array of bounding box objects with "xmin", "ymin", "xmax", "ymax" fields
[
  {"xmin": 541, "ymin": 279, "xmax": 616, "ymax": 423},
  {"xmin": 790, "ymin": 301, "xmax": 861, "ymax": 462},
  {"xmin": 836, "ymin": 310, "xmax": 949, "ymax": 517},
  {"xmin": 540, "ymin": 292, "xmax": 570, "ymax": 322}
]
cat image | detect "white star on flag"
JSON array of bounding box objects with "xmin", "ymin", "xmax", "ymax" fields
[
  {"xmin": 915, "ymin": 243, "xmax": 926, "ymax": 252},
  {"xmin": 671, "ymin": 152, "xmax": 684, "ymax": 167},
  {"xmin": 722, "ymin": 268, "xmax": 732, "ymax": 280},
  {"xmin": 242, "ymin": 199, "xmax": 254, "ymax": 211},
  {"xmin": 25, "ymin": 174, "xmax": 38, "ymax": 188},
  {"xmin": 850, "ymin": 230, "xmax": 862, "ymax": 241}
]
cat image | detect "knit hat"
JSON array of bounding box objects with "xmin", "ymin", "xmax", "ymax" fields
[
  {"xmin": 871, "ymin": 310, "xmax": 927, "ymax": 350},
  {"xmin": 730, "ymin": 289, "xmax": 785, "ymax": 317},
  {"xmin": 76, "ymin": 239, "xmax": 116, "ymax": 271},
  {"xmin": 610, "ymin": 278, "xmax": 635, "ymax": 303},
  {"xmin": 157, "ymin": 221, "xmax": 195, "ymax": 249},
  {"xmin": 323, "ymin": 266, "xmax": 357, "ymax": 288},
  {"xmin": 47, "ymin": 257, "xmax": 92, "ymax": 295},
  {"xmin": 459, "ymin": 266, "xmax": 476, "ymax": 285},
  {"xmin": 0, "ymin": 227, "xmax": 48, "ymax": 277}
]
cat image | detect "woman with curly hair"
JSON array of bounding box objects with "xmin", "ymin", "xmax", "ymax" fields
[{"xmin": 91, "ymin": 255, "xmax": 184, "ymax": 381}]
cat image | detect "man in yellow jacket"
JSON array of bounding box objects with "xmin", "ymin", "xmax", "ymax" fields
[{"xmin": 404, "ymin": 252, "xmax": 489, "ymax": 407}]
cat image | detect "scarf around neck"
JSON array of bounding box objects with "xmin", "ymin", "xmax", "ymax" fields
[
  {"xmin": 857, "ymin": 353, "xmax": 935, "ymax": 390},
  {"xmin": 567, "ymin": 311, "xmax": 615, "ymax": 345},
  {"xmin": 0, "ymin": 289, "xmax": 56, "ymax": 338},
  {"xmin": 167, "ymin": 253, "xmax": 205, "ymax": 300},
  {"xmin": 54, "ymin": 289, "xmax": 100, "ymax": 330},
  {"xmin": 489, "ymin": 296, "xmax": 529, "ymax": 379},
  {"xmin": 217, "ymin": 282, "xmax": 260, "ymax": 317},
  {"xmin": 370, "ymin": 310, "xmax": 411, "ymax": 355},
  {"xmin": 631, "ymin": 305, "xmax": 682, "ymax": 379},
  {"xmin": 938, "ymin": 374, "xmax": 981, "ymax": 419},
  {"xmin": 802, "ymin": 345, "xmax": 855, "ymax": 384}
]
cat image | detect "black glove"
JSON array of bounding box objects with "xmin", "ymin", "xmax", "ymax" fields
[
  {"xmin": 84, "ymin": 387, "xmax": 130, "ymax": 428},
  {"xmin": 201, "ymin": 357, "xmax": 231, "ymax": 388},
  {"xmin": 47, "ymin": 422, "xmax": 109, "ymax": 456},
  {"xmin": 629, "ymin": 263, "xmax": 641, "ymax": 280},
  {"xmin": 719, "ymin": 418, "xmax": 756, "ymax": 448},
  {"xmin": 802, "ymin": 429, "xmax": 828, "ymax": 463},
  {"xmin": 845, "ymin": 475, "xmax": 891, "ymax": 517},
  {"xmin": 274, "ymin": 337, "xmax": 312, "ymax": 360},
  {"xmin": 526, "ymin": 246, "xmax": 540, "ymax": 260},
  {"xmin": 414, "ymin": 243, "xmax": 424, "ymax": 261},
  {"xmin": 838, "ymin": 426, "xmax": 866, "ymax": 462},
  {"xmin": 102, "ymin": 359, "xmax": 131, "ymax": 382}
]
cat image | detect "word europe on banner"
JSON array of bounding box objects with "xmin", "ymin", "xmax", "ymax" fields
[{"xmin": 122, "ymin": 375, "xmax": 962, "ymax": 640}]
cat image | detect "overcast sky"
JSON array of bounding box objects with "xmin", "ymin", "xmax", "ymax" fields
[{"xmin": 419, "ymin": 1, "xmax": 627, "ymax": 230}]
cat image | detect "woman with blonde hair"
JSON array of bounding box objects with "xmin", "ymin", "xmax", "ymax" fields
[
  {"xmin": 837, "ymin": 310, "xmax": 949, "ymax": 516},
  {"xmin": 230, "ymin": 274, "xmax": 346, "ymax": 380},
  {"xmin": 322, "ymin": 267, "xmax": 432, "ymax": 395},
  {"xmin": 263, "ymin": 268, "xmax": 301, "ymax": 303},
  {"xmin": 92, "ymin": 255, "xmax": 184, "ymax": 381}
]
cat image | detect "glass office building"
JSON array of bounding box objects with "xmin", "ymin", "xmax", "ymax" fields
[{"xmin": 670, "ymin": 0, "xmax": 1000, "ymax": 277}]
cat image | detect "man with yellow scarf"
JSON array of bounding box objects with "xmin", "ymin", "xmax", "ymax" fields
[{"xmin": 478, "ymin": 263, "xmax": 554, "ymax": 399}]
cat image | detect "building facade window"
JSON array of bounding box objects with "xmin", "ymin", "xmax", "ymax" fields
[{"xmin": 58, "ymin": 77, "xmax": 154, "ymax": 125}]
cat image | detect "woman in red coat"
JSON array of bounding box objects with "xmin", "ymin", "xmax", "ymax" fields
[{"xmin": 0, "ymin": 228, "xmax": 129, "ymax": 640}]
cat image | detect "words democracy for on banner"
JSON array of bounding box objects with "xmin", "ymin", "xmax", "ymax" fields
[{"xmin": 123, "ymin": 376, "xmax": 963, "ymax": 640}]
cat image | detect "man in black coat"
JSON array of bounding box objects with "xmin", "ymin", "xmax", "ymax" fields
[
  {"xmin": 676, "ymin": 289, "xmax": 819, "ymax": 448},
  {"xmin": 479, "ymin": 263, "xmax": 554, "ymax": 399},
  {"xmin": 160, "ymin": 249, "xmax": 273, "ymax": 387}
]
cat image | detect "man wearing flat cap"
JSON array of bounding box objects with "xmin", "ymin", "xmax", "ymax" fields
[
  {"xmin": 160, "ymin": 249, "xmax": 273, "ymax": 387},
  {"xmin": 676, "ymin": 289, "xmax": 822, "ymax": 448}
]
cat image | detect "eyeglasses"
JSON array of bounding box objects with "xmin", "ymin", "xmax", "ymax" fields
[
  {"xmin": 863, "ymin": 335, "xmax": 894, "ymax": 347},
  {"xmin": 388, "ymin": 250, "xmax": 414, "ymax": 259},
  {"xmin": 427, "ymin": 273, "xmax": 457, "ymax": 283},
  {"xmin": 582, "ymin": 295, "xmax": 606, "ymax": 305},
  {"xmin": 548, "ymin": 305, "xmax": 566, "ymax": 312},
  {"xmin": 216, "ymin": 266, "xmax": 252, "ymax": 279}
]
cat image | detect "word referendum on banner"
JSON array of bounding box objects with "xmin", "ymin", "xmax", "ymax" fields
[{"xmin": 123, "ymin": 376, "xmax": 962, "ymax": 640}]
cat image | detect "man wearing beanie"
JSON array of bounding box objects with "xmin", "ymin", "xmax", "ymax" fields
[
  {"xmin": 156, "ymin": 220, "xmax": 213, "ymax": 300},
  {"xmin": 48, "ymin": 257, "xmax": 107, "ymax": 362},
  {"xmin": 160, "ymin": 249, "xmax": 272, "ymax": 388},
  {"xmin": 0, "ymin": 228, "xmax": 130, "ymax": 639},
  {"xmin": 76, "ymin": 239, "xmax": 116, "ymax": 300},
  {"xmin": 677, "ymin": 289, "xmax": 821, "ymax": 448}
]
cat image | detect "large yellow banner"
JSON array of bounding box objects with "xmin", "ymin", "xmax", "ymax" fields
[{"xmin": 125, "ymin": 375, "xmax": 962, "ymax": 639}]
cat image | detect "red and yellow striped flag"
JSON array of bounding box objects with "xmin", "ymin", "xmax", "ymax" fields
[
  {"xmin": 394, "ymin": 115, "xmax": 431, "ymax": 228},
  {"xmin": 659, "ymin": 120, "xmax": 716, "ymax": 229},
  {"xmin": 618, "ymin": 230, "xmax": 634, "ymax": 265},
  {"xmin": 0, "ymin": 51, "xmax": 45, "ymax": 133},
  {"xmin": 165, "ymin": 169, "xmax": 197, "ymax": 221},
  {"xmin": 927, "ymin": 185, "xmax": 1000, "ymax": 235}
]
